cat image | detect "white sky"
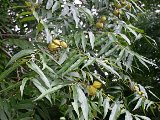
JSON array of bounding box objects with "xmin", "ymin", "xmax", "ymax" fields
[{"xmin": 74, "ymin": 0, "xmax": 82, "ymax": 4}]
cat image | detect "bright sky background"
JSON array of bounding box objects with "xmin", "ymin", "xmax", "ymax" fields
[{"xmin": 74, "ymin": 0, "xmax": 82, "ymax": 4}]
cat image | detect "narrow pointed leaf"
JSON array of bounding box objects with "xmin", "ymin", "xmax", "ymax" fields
[
  {"xmin": 46, "ymin": 0, "xmax": 53, "ymax": 9},
  {"xmin": 0, "ymin": 59, "xmax": 28, "ymax": 82},
  {"xmin": 20, "ymin": 78, "xmax": 29, "ymax": 97},
  {"xmin": 82, "ymin": 57, "xmax": 95, "ymax": 69},
  {"xmin": 119, "ymin": 34, "xmax": 131, "ymax": 45},
  {"xmin": 125, "ymin": 111, "xmax": 133, "ymax": 120},
  {"xmin": 77, "ymin": 86, "xmax": 88, "ymax": 120},
  {"xmin": 35, "ymin": 82, "xmax": 72, "ymax": 101},
  {"xmin": 6, "ymin": 49, "xmax": 34, "ymax": 67},
  {"xmin": 96, "ymin": 59, "xmax": 120, "ymax": 78},
  {"xmin": 133, "ymin": 98, "xmax": 143, "ymax": 111},
  {"xmin": 27, "ymin": 61, "xmax": 51, "ymax": 88},
  {"xmin": 88, "ymin": 31, "xmax": 95, "ymax": 49},
  {"xmin": 103, "ymin": 98, "xmax": 110, "ymax": 119},
  {"xmin": 109, "ymin": 103, "xmax": 120, "ymax": 120},
  {"xmin": 81, "ymin": 32, "xmax": 86, "ymax": 52},
  {"xmin": 63, "ymin": 57, "xmax": 86, "ymax": 75}
]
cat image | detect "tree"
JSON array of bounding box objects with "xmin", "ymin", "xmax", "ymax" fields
[{"xmin": 0, "ymin": 0, "xmax": 159, "ymax": 119}]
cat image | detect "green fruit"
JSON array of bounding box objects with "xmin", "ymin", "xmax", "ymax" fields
[
  {"xmin": 48, "ymin": 43, "xmax": 59, "ymax": 51},
  {"xmin": 113, "ymin": 9, "xmax": 120, "ymax": 17},
  {"xmin": 100, "ymin": 15, "xmax": 107, "ymax": 22},
  {"xmin": 60, "ymin": 41, "xmax": 68, "ymax": 48},
  {"xmin": 88, "ymin": 85, "xmax": 97, "ymax": 96},
  {"xmin": 126, "ymin": 3, "xmax": 132, "ymax": 10},
  {"xmin": 120, "ymin": 0, "xmax": 127, "ymax": 6},
  {"xmin": 93, "ymin": 81, "xmax": 102, "ymax": 89},
  {"xmin": 52, "ymin": 39, "xmax": 61, "ymax": 46},
  {"xmin": 115, "ymin": 3, "xmax": 122, "ymax": 9},
  {"xmin": 96, "ymin": 22, "xmax": 104, "ymax": 29}
]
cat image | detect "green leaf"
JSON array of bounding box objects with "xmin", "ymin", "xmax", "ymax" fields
[
  {"xmin": 79, "ymin": 7, "xmax": 94, "ymax": 24},
  {"xmin": 126, "ymin": 54, "xmax": 133, "ymax": 71},
  {"xmin": 119, "ymin": 34, "xmax": 131, "ymax": 45},
  {"xmin": 0, "ymin": 59, "xmax": 28, "ymax": 82},
  {"xmin": 132, "ymin": 1, "xmax": 144, "ymax": 12},
  {"xmin": 27, "ymin": 61, "xmax": 51, "ymax": 88},
  {"xmin": 16, "ymin": 11, "xmax": 32, "ymax": 19},
  {"xmin": 20, "ymin": 117, "xmax": 33, "ymax": 120},
  {"xmin": 12, "ymin": 5, "xmax": 27, "ymax": 9},
  {"xmin": 97, "ymin": 41, "xmax": 113, "ymax": 57},
  {"xmin": 105, "ymin": 45, "xmax": 119, "ymax": 57},
  {"xmin": 0, "ymin": 81, "xmax": 21, "ymax": 94},
  {"xmin": 128, "ymin": 96, "xmax": 140, "ymax": 106},
  {"xmin": 77, "ymin": 86, "xmax": 88, "ymax": 120},
  {"xmin": 58, "ymin": 52, "xmax": 68, "ymax": 65},
  {"xmin": 81, "ymin": 32, "xmax": 87, "ymax": 52},
  {"xmin": 88, "ymin": 31, "xmax": 95, "ymax": 49},
  {"xmin": 37, "ymin": 23, "xmax": 44, "ymax": 33},
  {"xmin": 82, "ymin": 57, "xmax": 95, "ymax": 69},
  {"xmin": 96, "ymin": 59, "xmax": 120, "ymax": 78},
  {"xmin": 39, "ymin": 53, "xmax": 47, "ymax": 70},
  {"xmin": 32, "ymin": 10, "xmax": 39, "ymax": 22},
  {"xmin": 103, "ymin": 98, "xmax": 110, "ymax": 119},
  {"xmin": 125, "ymin": 111, "xmax": 133, "ymax": 120},
  {"xmin": 0, "ymin": 110, "xmax": 8, "ymax": 120},
  {"xmin": 63, "ymin": 57, "xmax": 86, "ymax": 75},
  {"xmin": 4, "ymin": 39, "xmax": 34, "ymax": 50},
  {"xmin": 72, "ymin": 86, "xmax": 79, "ymax": 118},
  {"xmin": 71, "ymin": 5, "xmax": 79, "ymax": 28},
  {"xmin": 45, "ymin": 52, "xmax": 60, "ymax": 65},
  {"xmin": 20, "ymin": 16, "xmax": 36, "ymax": 23},
  {"xmin": 140, "ymin": 56, "xmax": 156, "ymax": 66},
  {"xmin": 129, "ymin": 24, "xmax": 144, "ymax": 33},
  {"xmin": 135, "ymin": 54, "xmax": 156, "ymax": 67},
  {"xmin": 20, "ymin": 78, "xmax": 29, "ymax": 97},
  {"xmin": 108, "ymin": 32, "xmax": 117, "ymax": 41},
  {"xmin": 34, "ymin": 82, "xmax": 72, "ymax": 101},
  {"xmin": 133, "ymin": 98, "xmax": 143, "ymax": 111},
  {"xmin": 137, "ymin": 57, "xmax": 149, "ymax": 70},
  {"xmin": 52, "ymin": 1, "xmax": 60, "ymax": 12},
  {"xmin": 134, "ymin": 115, "xmax": 151, "ymax": 120},
  {"xmin": 126, "ymin": 12, "xmax": 138, "ymax": 21},
  {"xmin": 126, "ymin": 25, "xmax": 137, "ymax": 37},
  {"xmin": 148, "ymin": 90, "xmax": 160, "ymax": 100},
  {"xmin": 6, "ymin": 49, "xmax": 34, "ymax": 67},
  {"xmin": 116, "ymin": 48, "xmax": 125, "ymax": 64},
  {"xmin": 32, "ymin": 78, "xmax": 51, "ymax": 103},
  {"xmin": 74, "ymin": 32, "xmax": 81, "ymax": 48},
  {"xmin": 134, "ymin": 116, "xmax": 141, "ymax": 120},
  {"xmin": 57, "ymin": 54, "xmax": 80, "ymax": 75},
  {"xmin": 46, "ymin": 0, "xmax": 53, "ymax": 9},
  {"xmin": 72, "ymin": 101, "xmax": 79, "ymax": 118},
  {"xmin": 40, "ymin": 20, "xmax": 52, "ymax": 43},
  {"xmin": 109, "ymin": 102, "xmax": 120, "ymax": 120},
  {"xmin": 146, "ymin": 101, "xmax": 154, "ymax": 110}
]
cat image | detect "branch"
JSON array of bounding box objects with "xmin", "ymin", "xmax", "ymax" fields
[
  {"xmin": 0, "ymin": 34, "xmax": 26, "ymax": 38},
  {"xmin": 0, "ymin": 46, "xmax": 12, "ymax": 58}
]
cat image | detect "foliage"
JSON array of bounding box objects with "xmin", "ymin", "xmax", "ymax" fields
[
  {"xmin": 130, "ymin": 2, "xmax": 160, "ymax": 119},
  {"xmin": 0, "ymin": 0, "xmax": 160, "ymax": 120}
]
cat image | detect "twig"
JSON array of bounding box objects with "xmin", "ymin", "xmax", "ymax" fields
[
  {"xmin": 0, "ymin": 46, "xmax": 12, "ymax": 58},
  {"xmin": 0, "ymin": 34, "xmax": 26, "ymax": 38}
]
